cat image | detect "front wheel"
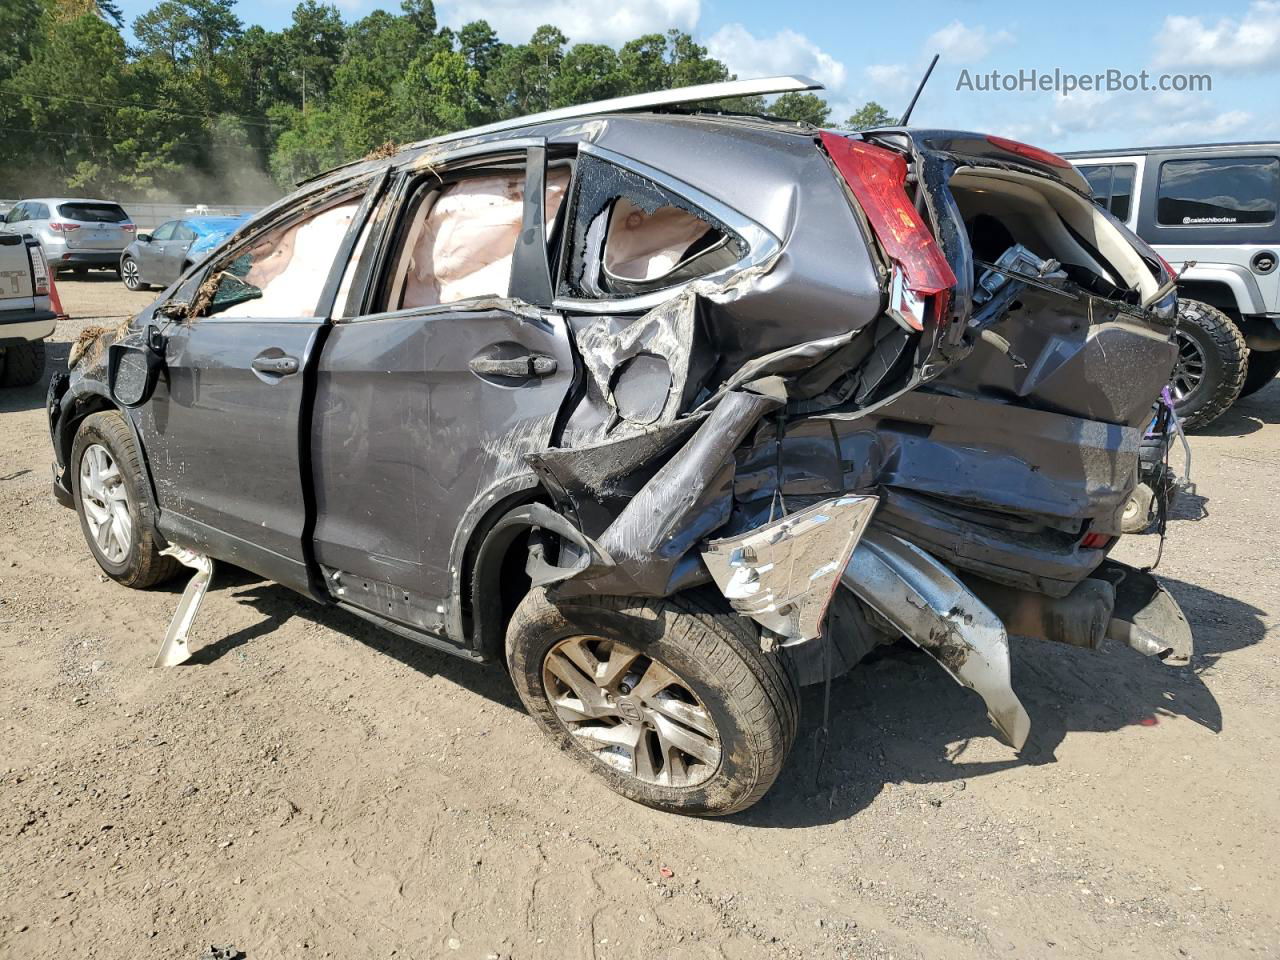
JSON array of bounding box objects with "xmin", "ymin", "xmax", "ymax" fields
[
  {"xmin": 1240, "ymin": 349, "xmax": 1280, "ymax": 398},
  {"xmin": 1170, "ymin": 300, "xmax": 1247, "ymax": 430},
  {"xmin": 71, "ymin": 411, "xmax": 179, "ymax": 588},
  {"xmin": 506, "ymin": 589, "xmax": 799, "ymax": 816},
  {"xmin": 120, "ymin": 256, "xmax": 145, "ymax": 291}
]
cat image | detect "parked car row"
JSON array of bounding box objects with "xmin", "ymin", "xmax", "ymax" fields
[{"xmin": 1, "ymin": 199, "xmax": 247, "ymax": 290}]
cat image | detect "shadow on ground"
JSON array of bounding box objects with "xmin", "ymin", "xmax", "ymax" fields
[
  {"xmin": 0, "ymin": 339, "xmax": 70, "ymax": 415},
  {"xmin": 1194, "ymin": 377, "xmax": 1280, "ymax": 436},
  {"xmin": 174, "ymin": 560, "xmax": 1266, "ymax": 828}
]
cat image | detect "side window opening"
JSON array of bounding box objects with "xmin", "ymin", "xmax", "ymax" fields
[
  {"xmin": 560, "ymin": 153, "xmax": 747, "ymax": 300},
  {"xmin": 151, "ymin": 221, "xmax": 176, "ymax": 242},
  {"xmin": 1078, "ymin": 163, "xmax": 1135, "ymax": 221},
  {"xmin": 201, "ymin": 196, "xmax": 359, "ymax": 318},
  {"xmin": 383, "ymin": 165, "xmax": 570, "ymax": 312}
]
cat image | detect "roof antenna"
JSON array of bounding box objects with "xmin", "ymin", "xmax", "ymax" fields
[{"xmin": 899, "ymin": 54, "xmax": 939, "ymax": 126}]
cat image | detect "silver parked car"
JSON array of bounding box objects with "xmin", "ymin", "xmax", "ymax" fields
[
  {"xmin": 119, "ymin": 216, "xmax": 248, "ymax": 291},
  {"xmin": 3, "ymin": 198, "xmax": 135, "ymax": 276}
]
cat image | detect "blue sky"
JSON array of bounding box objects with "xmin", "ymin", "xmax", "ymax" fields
[{"xmin": 114, "ymin": 0, "xmax": 1280, "ymax": 150}]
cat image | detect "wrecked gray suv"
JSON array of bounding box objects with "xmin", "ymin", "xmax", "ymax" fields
[{"xmin": 47, "ymin": 77, "xmax": 1193, "ymax": 816}]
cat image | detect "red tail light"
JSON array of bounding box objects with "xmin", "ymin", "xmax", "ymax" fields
[
  {"xmin": 48, "ymin": 221, "xmax": 80, "ymax": 232},
  {"xmin": 1080, "ymin": 532, "xmax": 1111, "ymax": 549},
  {"xmin": 986, "ymin": 135, "xmax": 1071, "ymax": 170},
  {"xmin": 28, "ymin": 244, "xmax": 49, "ymax": 297},
  {"xmin": 820, "ymin": 132, "xmax": 956, "ymax": 330},
  {"xmin": 122, "ymin": 223, "xmax": 136, "ymax": 232}
]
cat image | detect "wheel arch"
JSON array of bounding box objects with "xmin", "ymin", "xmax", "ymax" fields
[
  {"xmin": 58, "ymin": 387, "xmax": 167, "ymax": 548},
  {"xmin": 451, "ymin": 480, "xmax": 552, "ymax": 660}
]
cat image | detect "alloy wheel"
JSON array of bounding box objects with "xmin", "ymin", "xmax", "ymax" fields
[
  {"xmin": 1171, "ymin": 330, "xmax": 1206, "ymax": 402},
  {"xmin": 79, "ymin": 443, "xmax": 133, "ymax": 563},
  {"xmin": 541, "ymin": 635, "xmax": 722, "ymax": 787},
  {"xmin": 121, "ymin": 258, "xmax": 140, "ymax": 290}
]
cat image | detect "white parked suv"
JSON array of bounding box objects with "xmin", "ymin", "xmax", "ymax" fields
[
  {"xmin": 2, "ymin": 198, "xmax": 135, "ymax": 277},
  {"xmin": 0, "ymin": 231, "xmax": 57, "ymax": 386},
  {"xmin": 1065, "ymin": 142, "xmax": 1280, "ymax": 427}
]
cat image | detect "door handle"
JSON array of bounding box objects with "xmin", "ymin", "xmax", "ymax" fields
[
  {"xmin": 469, "ymin": 354, "xmax": 557, "ymax": 379},
  {"xmin": 251, "ymin": 355, "xmax": 299, "ymax": 375}
]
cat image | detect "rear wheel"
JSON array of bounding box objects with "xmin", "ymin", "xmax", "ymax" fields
[
  {"xmin": 1241, "ymin": 349, "xmax": 1280, "ymax": 398},
  {"xmin": 506, "ymin": 589, "xmax": 799, "ymax": 816},
  {"xmin": 1170, "ymin": 300, "xmax": 1247, "ymax": 430},
  {"xmin": 120, "ymin": 256, "xmax": 145, "ymax": 290},
  {"xmin": 71, "ymin": 411, "xmax": 179, "ymax": 588},
  {"xmin": 0, "ymin": 340, "xmax": 45, "ymax": 387}
]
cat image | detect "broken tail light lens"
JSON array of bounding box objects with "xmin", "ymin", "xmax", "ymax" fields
[
  {"xmin": 985, "ymin": 136, "xmax": 1071, "ymax": 170},
  {"xmin": 820, "ymin": 132, "xmax": 956, "ymax": 331}
]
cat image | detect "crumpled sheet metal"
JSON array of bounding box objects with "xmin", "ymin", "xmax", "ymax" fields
[
  {"xmin": 702, "ymin": 494, "xmax": 877, "ymax": 643},
  {"xmin": 554, "ymin": 389, "xmax": 781, "ymax": 597},
  {"xmin": 842, "ymin": 527, "xmax": 1031, "ymax": 750}
]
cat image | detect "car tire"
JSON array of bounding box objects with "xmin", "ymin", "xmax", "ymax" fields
[
  {"xmin": 71, "ymin": 411, "xmax": 179, "ymax": 589},
  {"xmin": 506, "ymin": 587, "xmax": 799, "ymax": 816},
  {"xmin": 0, "ymin": 340, "xmax": 46, "ymax": 387},
  {"xmin": 120, "ymin": 256, "xmax": 146, "ymax": 291},
  {"xmin": 1240, "ymin": 349, "xmax": 1280, "ymax": 398},
  {"xmin": 1170, "ymin": 300, "xmax": 1247, "ymax": 430}
]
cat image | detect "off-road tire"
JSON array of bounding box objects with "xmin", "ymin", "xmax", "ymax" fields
[
  {"xmin": 506, "ymin": 588, "xmax": 800, "ymax": 816},
  {"xmin": 0, "ymin": 340, "xmax": 46, "ymax": 387},
  {"xmin": 1173, "ymin": 300, "xmax": 1247, "ymax": 430},
  {"xmin": 71, "ymin": 411, "xmax": 179, "ymax": 588},
  {"xmin": 1241, "ymin": 349, "xmax": 1280, "ymax": 398}
]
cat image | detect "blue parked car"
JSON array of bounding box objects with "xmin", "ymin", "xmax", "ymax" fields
[{"xmin": 119, "ymin": 216, "xmax": 248, "ymax": 291}]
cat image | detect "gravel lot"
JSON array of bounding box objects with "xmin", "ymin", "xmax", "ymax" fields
[{"xmin": 2, "ymin": 275, "xmax": 1278, "ymax": 959}]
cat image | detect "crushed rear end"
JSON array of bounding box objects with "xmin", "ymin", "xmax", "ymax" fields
[{"xmin": 525, "ymin": 124, "xmax": 1193, "ymax": 750}]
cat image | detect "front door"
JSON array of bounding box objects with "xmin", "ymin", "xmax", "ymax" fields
[
  {"xmin": 311, "ymin": 147, "xmax": 574, "ymax": 637},
  {"xmin": 143, "ymin": 188, "xmax": 370, "ymax": 592}
]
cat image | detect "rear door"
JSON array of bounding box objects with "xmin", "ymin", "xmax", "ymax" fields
[
  {"xmin": 141, "ymin": 221, "xmax": 177, "ymax": 283},
  {"xmin": 143, "ymin": 182, "xmax": 377, "ymax": 593},
  {"xmin": 311, "ymin": 144, "xmax": 575, "ymax": 638},
  {"xmin": 161, "ymin": 221, "xmax": 196, "ymax": 282}
]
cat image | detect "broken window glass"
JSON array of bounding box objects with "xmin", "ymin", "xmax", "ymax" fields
[
  {"xmin": 560, "ymin": 154, "xmax": 747, "ymax": 299},
  {"xmin": 386, "ymin": 166, "xmax": 570, "ymax": 311},
  {"xmin": 203, "ymin": 197, "xmax": 360, "ymax": 318}
]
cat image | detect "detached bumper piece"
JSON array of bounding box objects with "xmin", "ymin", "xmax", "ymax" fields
[
  {"xmin": 702, "ymin": 495, "xmax": 877, "ymax": 643},
  {"xmin": 152, "ymin": 547, "xmax": 215, "ymax": 668},
  {"xmin": 843, "ymin": 528, "xmax": 1032, "ymax": 750}
]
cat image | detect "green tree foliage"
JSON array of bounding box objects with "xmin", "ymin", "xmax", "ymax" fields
[
  {"xmin": 770, "ymin": 92, "xmax": 831, "ymax": 126},
  {"xmin": 844, "ymin": 101, "xmax": 893, "ymax": 130},
  {"xmin": 1, "ymin": 0, "xmax": 847, "ymax": 198}
]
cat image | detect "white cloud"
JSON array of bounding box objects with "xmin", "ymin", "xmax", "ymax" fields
[
  {"xmin": 1047, "ymin": 87, "xmax": 1252, "ymax": 145},
  {"xmin": 436, "ymin": 0, "xmax": 700, "ymax": 47},
  {"xmin": 1153, "ymin": 0, "xmax": 1280, "ymax": 72},
  {"xmin": 864, "ymin": 63, "xmax": 913, "ymax": 93},
  {"xmin": 925, "ymin": 20, "xmax": 1014, "ymax": 63},
  {"xmin": 705, "ymin": 23, "xmax": 847, "ymax": 90}
]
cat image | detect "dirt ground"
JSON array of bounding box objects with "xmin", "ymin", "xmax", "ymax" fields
[{"xmin": 2, "ymin": 274, "xmax": 1278, "ymax": 960}]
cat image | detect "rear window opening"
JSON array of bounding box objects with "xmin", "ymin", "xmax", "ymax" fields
[
  {"xmin": 58, "ymin": 202, "xmax": 128, "ymax": 223},
  {"xmin": 949, "ymin": 167, "xmax": 1160, "ymax": 306}
]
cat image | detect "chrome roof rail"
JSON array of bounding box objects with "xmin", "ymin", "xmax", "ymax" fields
[{"xmin": 402, "ymin": 75, "xmax": 824, "ymax": 151}]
